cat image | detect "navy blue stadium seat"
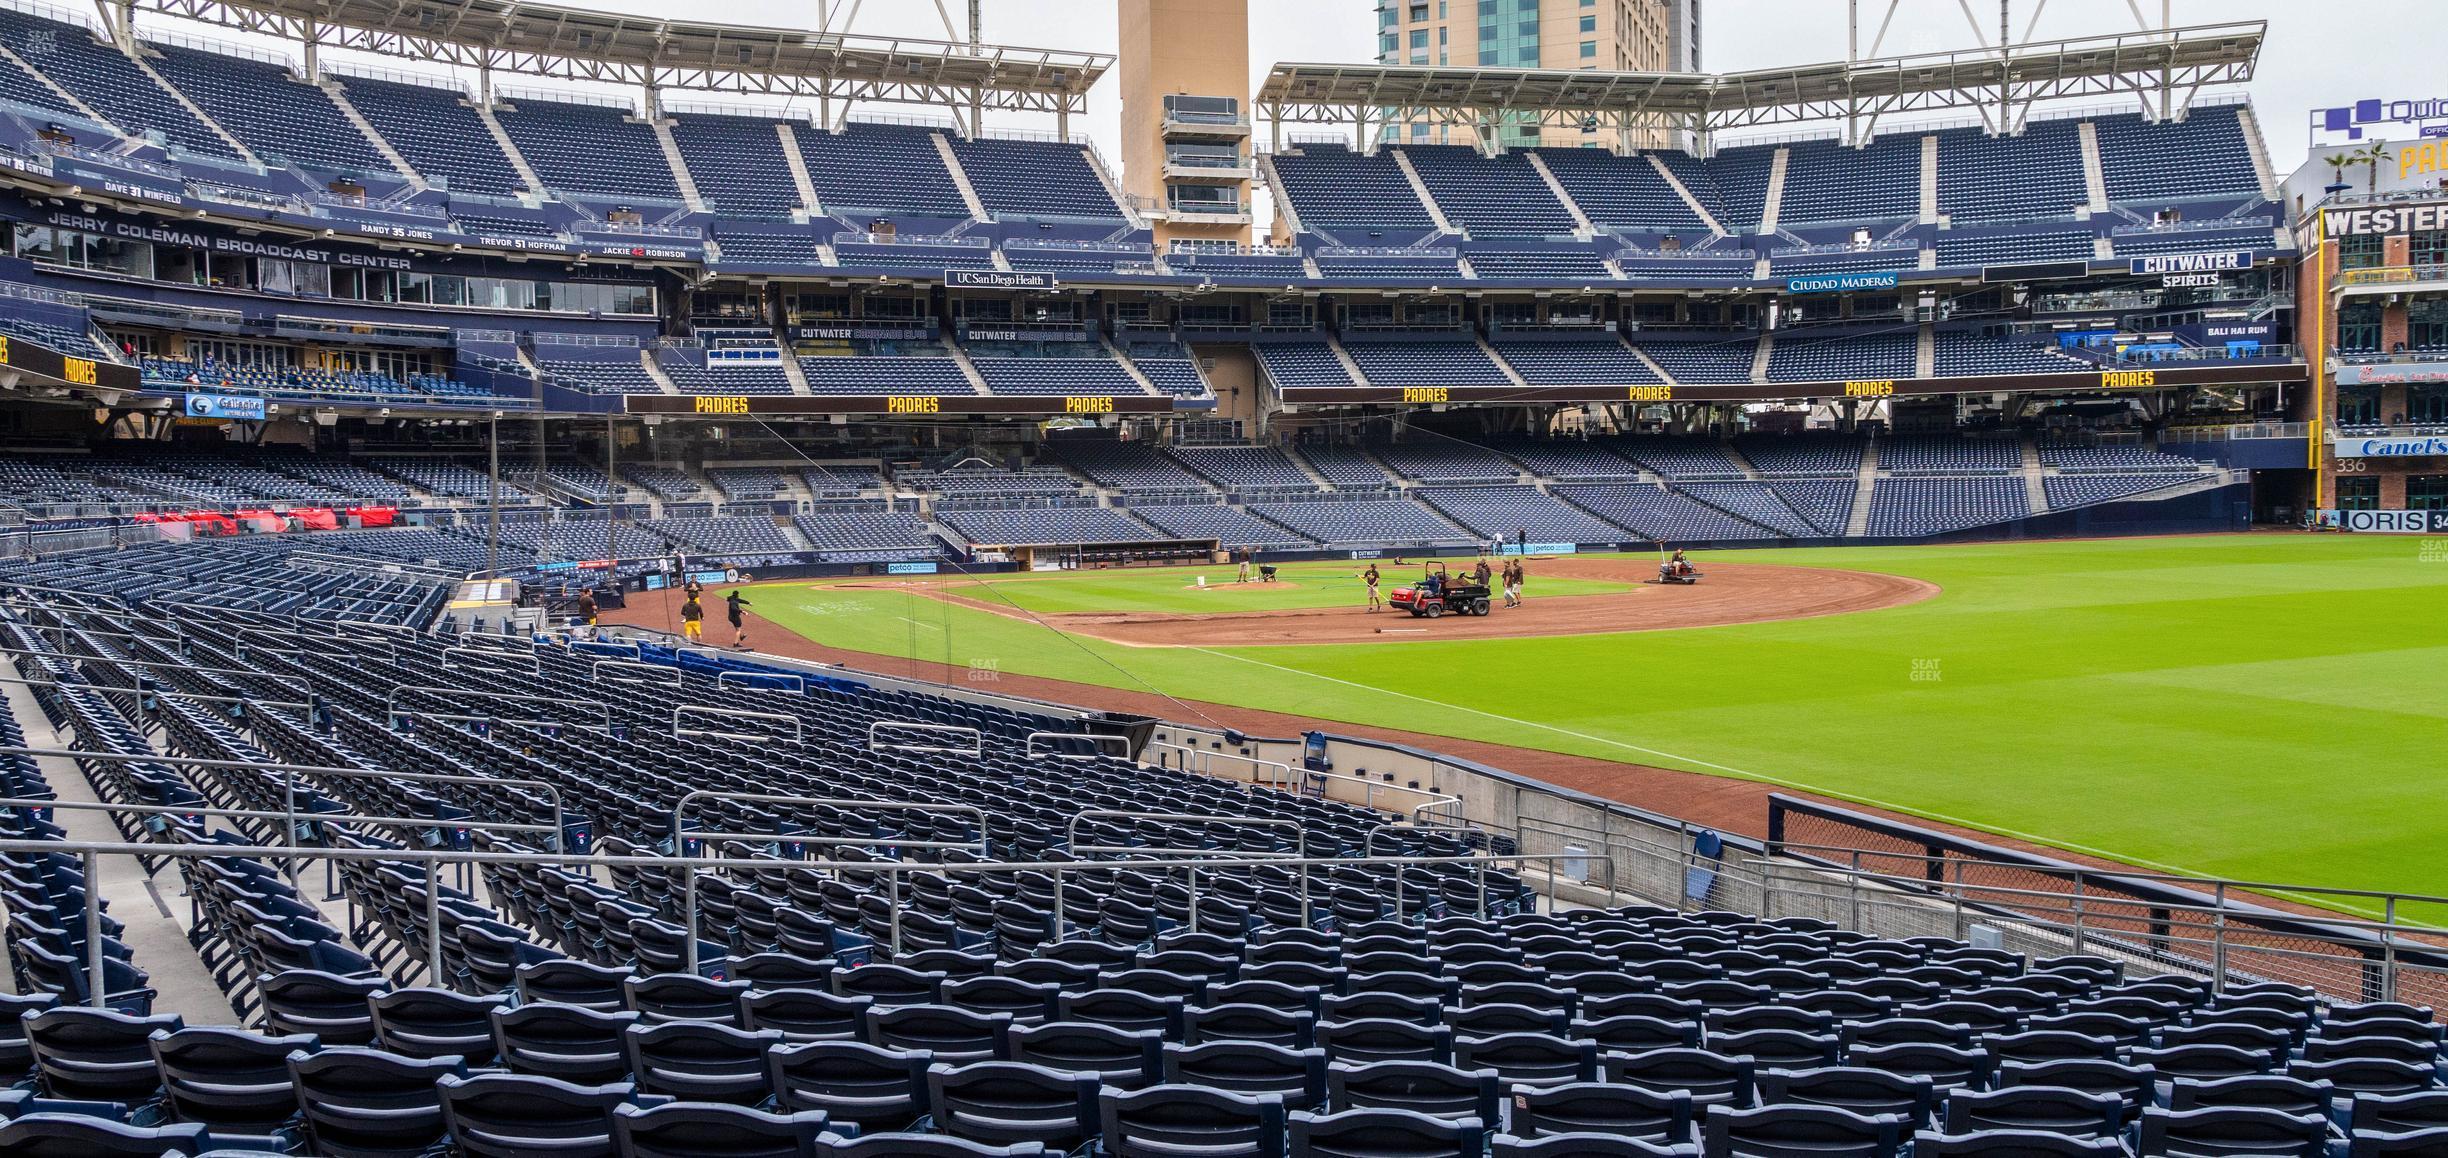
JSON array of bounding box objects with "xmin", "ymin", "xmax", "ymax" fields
[
  {"xmin": 611, "ymin": 1100, "xmax": 834, "ymax": 1158},
  {"xmin": 767, "ymin": 1040, "xmax": 933, "ymax": 1133},
  {"xmin": 1702, "ymin": 1104, "xmax": 1907, "ymax": 1158},
  {"xmin": 1100, "ymin": 1083, "xmax": 1288, "ymax": 1158},
  {"xmin": 2136, "ymin": 1105, "xmax": 2330, "ymax": 1157},
  {"xmin": 926, "ymin": 1060, "xmax": 1101, "ymax": 1150},
  {"xmin": 490, "ymin": 1004, "xmax": 638, "ymax": 1085},
  {"xmin": 1288, "ymin": 1106, "xmax": 1485, "ymax": 1158}
]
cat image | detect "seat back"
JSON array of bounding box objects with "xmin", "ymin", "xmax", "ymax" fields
[
  {"xmin": 925, "ymin": 1060, "xmax": 1100, "ymax": 1148},
  {"xmin": 287, "ymin": 1045, "xmax": 466, "ymax": 1158},
  {"xmin": 1327, "ymin": 1059, "xmax": 1499, "ymax": 1123},
  {"xmin": 1099, "ymin": 1083, "xmax": 1287, "ymax": 1158},
  {"xmin": 612, "ymin": 1100, "xmax": 835, "ymax": 1158},
  {"xmin": 1701, "ymin": 1104, "xmax": 1905, "ymax": 1158},
  {"xmin": 149, "ymin": 1025, "xmax": 318, "ymax": 1132},
  {"xmin": 436, "ymin": 1072, "xmax": 638, "ymax": 1158},
  {"xmin": 489, "ymin": 1004, "xmax": 639, "ymax": 1085},
  {"xmin": 768, "ymin": 1040, "xmax": 934, "ymax": 1133},
  {"xmin": 1288, "ymin": 1106, "xmax": 1485, "ymax": 1158},
  {"xmin": 1511, "ymin": 1080, "xmax": 1694, "ymax": 1143}
]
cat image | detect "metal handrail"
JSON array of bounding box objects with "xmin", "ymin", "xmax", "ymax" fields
[
  {"xmin": 719, "ymin": 671, "xmax": 804, "ymax": 693},
  {"xmin": 1060, "ymin": 810, "xmax": 1311, "ymax": 937},
  {"xmin": 0, "ymin": 647, "xmax": 316, "ymax": 696},
  {"xmin": 866, "ymin": 720, "xmax": 982, "ymax": 754},
  {"xmin": 667, "ymin": 789, "xmax": 992, "ymax": 967},
  {"xmin": 0, "ymin": 796, "xmax": 558, "ymax": 838},
  {"xmin": 0, "ymin": 834, "xmax": 1609, "ymax": 1005},
  {"xmin": 384, "ymin": 685, "xmax": 614, "ymax": 733},
  {"xmin": 674, "ymin": 705, "xmax": 803, "ymax": 743},
  {"xmin": 591, "ymin": 659, "xmax": 680, "ymax": 686},
  {"xmin": 0, "ymin": 746, "xmax": 568, "ymax": 862},
  {"xmin": 1023, "ymin": 731, "xmax": 1131, "ymax": 761},
  {"xmin": 440, "ymin": 647, "xmax": 540, "ymax": 674},
  {"xmin": 0, "ymin": 673, "xmax": 312, "ymax": 714}
]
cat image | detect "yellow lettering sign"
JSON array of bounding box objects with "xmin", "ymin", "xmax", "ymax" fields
[
  {"xmin": 886, "ymin": 395, "xmax": 941, "ymax": 414},
  {"xmin": 2101, "ymin": 370, "xmax": 2158, "ymax": 389},
  {"xmin": 1843, "ymin": 380, "xmax": 1895, "ymax": 398},
  {"xmin": 61, "ymin": 357, "xmax": 97, "ymax": 386},
  {"xmin": 1626, "ymin": 385, "xmax": 1673, "ymax": 402},
  {"xmin": 0, "ymin": 335, "xmax": 11, "ymax": 365},
  {"xmin": 1063, "ymin": 396, "xmax": 1115, "ymax": 414},
  {"xmin": 691, "ymin": 395, "xmax": 750, "ymax": 415},
  {"xmin": 1401, "ymin": 387, "xmax": 1451, "ymax": 404}
]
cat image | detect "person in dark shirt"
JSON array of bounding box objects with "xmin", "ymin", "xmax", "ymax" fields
[
  {"xmin": 726, "ymin": 589, "xmax": 752, "ymax": 648},
  {"xmin": 680, "ymin": 593, "xmax": 704, "ymax": 642}
]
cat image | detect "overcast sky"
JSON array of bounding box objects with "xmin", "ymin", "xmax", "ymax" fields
[
  {"xmin": 115, "ymin": 0, "xmax": 2413, "ymax": 184},
  {"xmin": 515, "ymin": 0, "xmax": 2399, "ymax": 170}
]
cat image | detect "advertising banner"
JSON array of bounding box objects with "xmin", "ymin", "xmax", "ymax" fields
[
  {"xmin": 184, "ymin": 393, "xmax": 268, "ymax": 420},
  {"xmin": 2332, "ymin": 435, "xmax": 2448, "ymax": 459}
]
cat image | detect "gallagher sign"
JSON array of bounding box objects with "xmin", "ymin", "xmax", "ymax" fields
[{"xmin": 2127, "ymin": 251, "xmax": 2254, "ymax": 276}]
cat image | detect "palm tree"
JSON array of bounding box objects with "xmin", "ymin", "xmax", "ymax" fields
[
  {"xmin": 2356, "ymin": 141, "xmax": 2394, "ymax": 193},
  {"xmin": 2325, "ymin": 151, "xmax": 2357, "ymax": 194}
]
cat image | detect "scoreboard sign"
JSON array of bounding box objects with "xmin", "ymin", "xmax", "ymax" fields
[{"xmin": 0, "ymin": 333, "xmax": 139, "ymax": 392}]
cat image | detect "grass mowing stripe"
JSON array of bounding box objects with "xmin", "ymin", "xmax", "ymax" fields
[
  {"xmin": 747, "ymin": 535, "xmax": 2448, "ymax": 907},
  {"xmin": 1179, "ymin": 643, "xmax": 2232, "ymax": 889}
]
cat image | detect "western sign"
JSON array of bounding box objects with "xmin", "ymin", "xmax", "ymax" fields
[
  {"xmin": 2127, "ymin": 251, "xmax": 2254, "ymax": 275},
  {"xmin": 2325, "ymin": 203, "xmax": 2448, "ymax": 237}
]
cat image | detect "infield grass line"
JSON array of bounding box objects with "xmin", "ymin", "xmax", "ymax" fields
[{"xmin": 1180, "ymin": 643, "xmax": 2245, "ymax": 893}]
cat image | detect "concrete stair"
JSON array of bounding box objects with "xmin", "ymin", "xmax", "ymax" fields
[
  {"xmin": 941, "ymin": 336, "xmax": 990, "ymax": 394},
  {"xmin": 324, "ymin": 80, "xmax": 426, "ymax": 189},
  {"xmin": 1750, "ymin": 334, "xmax": 1773, "ymax": 384},
  {"xmin": 651, "ymin": 118, "xmax": 709, "ymax": 212},
  {"xmin": 1845, "ymin": 441, "xmax": 1879, "ymax": 536},
  {"xmin": 774, "ymin": 122, "xmax": 824, "ymax": 217},
  {"xmin": 1099, "ymin": 334, "xmax": 1162, "ymax": 396},
  {"xmin": 638, "ymin": 351, "xmax": 680, "ymax": 395},
  {"xmin": 1523, "ymin": 151, "xmax": 1597, "ymax": 238},
  {"xmin": 1477, "ymin": 334, "xmax": 1528, "ymax": 387},
  {"xmin": 1918, "ymin": 134, "xmax": 1941, "ymax": 223},
  {"xmin": 2076, "ymin": 120, "xmax": 2110, "ymax": 212},
  {"xmin": 2021, "ymin": 436, "xmax": 2050, "ymax": 513},
  {"xmin": 1648, "ymin": 154, "xmax": 1726, "ymax": 236},
  {"xmin": 1916, "ymin": 324, "xmax": 1935, "ymax": 378},
  {"xmin": 475, "ymin": 102, "xmax": 548, "ymax": 194},
  {"xmin": 777, "ymin": 350, "xmax": 814, "ymax": 396},
  {"xmin": 1757, "ymin": 147, "xmax": 1790, "ymax": 234},
  {"xmin": 1327, "ymin": 334, "xmax": 1371, "ymax": 388},
  {"xmin": 0, "ymin": 43, "xmax": 115, "ymax": 130},
  {"xmin": 930, "ymin": 132, "xmax": 992, "ymax": 221},
  {"xmin": 1388, "ymin": 147, "xmax": 1458, "ymax": 234},
  {"xmin": 127, "ymin": 47, "xmax": 257, "ymax": 163},
  {"xmin": 2235, "ymin": 104, "xmax": 2281, "ymax": 201}
]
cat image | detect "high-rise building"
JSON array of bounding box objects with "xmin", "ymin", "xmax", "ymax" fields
[
  {"xmin": 1373, "ymin": 0, "xmax": 1683, "ymax": 149},
  {"xmin": 1118, "ymin": 0, "xmax": 1254, "ymax": 248}
]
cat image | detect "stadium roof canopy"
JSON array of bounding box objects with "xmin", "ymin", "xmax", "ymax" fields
[
  {"xmin": 120, "ymin": 0, "xmax": 1110, "ymax": 112},
  {"xmin": 1257, "ymin": 21, "xmax": 2263, "ymax": 141}
]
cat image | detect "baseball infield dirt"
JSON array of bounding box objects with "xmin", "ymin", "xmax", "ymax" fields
[{"xmin": 838, "ymin": 558, "xmax": 1936, "ymax": 647}]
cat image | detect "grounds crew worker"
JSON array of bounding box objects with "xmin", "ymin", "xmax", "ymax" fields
[
  {"xmin": 575, "ymin": 588, "xmax": 598, "ymax": 638},
  {"xmin": 680, "ymin": 591, "xmax": 704, "ymax": 642},
  {"xmin": 1363, "ymin": 563, "xmax": 1382, "ymax": 612},
  {"xmin": 727, "ymin": 589, "xmax": 752, "ymax": 649}
]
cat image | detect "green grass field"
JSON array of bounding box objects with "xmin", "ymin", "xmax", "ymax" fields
[{"xmin": 748, "ymin": 535, "xmax": 2448, "ymax": 910}]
